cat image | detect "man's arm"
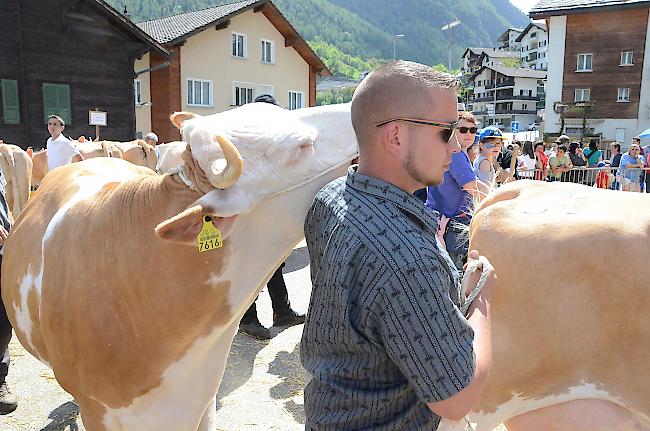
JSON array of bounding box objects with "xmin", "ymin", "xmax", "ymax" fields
[
  {"xmin": 71, "ymin": 154, "xmax": 84, "ymax": 163},
  {"xmin": 427, "ymin": 251, "xmax": 496, "ymax": 420}
]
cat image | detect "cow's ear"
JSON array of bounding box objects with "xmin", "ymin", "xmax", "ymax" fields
[
  {"xmin": 155, "ymin": 205, "xmax": 238, "ymax": 245},
  {"xmin": 170, "ymin": 112, "xmax": 198, "ymax": 130},
  {"xmin": 26, "ymin": 147, "xmax": 33, "ymax": 158}
]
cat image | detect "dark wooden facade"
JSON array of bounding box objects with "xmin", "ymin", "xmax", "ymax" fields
[
  {"xmin": 0, "ymin": 0, "xmax": 168, "ymax": 149},
  {"xmin": 562, "ymin": 7, "xmax": 648, "ymax": 120}
]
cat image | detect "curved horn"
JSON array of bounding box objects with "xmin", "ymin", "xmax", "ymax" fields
[{"xmin": 205, "ymin": 135, "xmax": 243, "ymax": 189}]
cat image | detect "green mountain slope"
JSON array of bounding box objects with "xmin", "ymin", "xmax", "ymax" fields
[{"xmin": 110, "ymin": 0, "xmax": 529, "ymax": 73}]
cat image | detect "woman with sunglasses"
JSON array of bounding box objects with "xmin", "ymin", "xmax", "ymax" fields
[{"xmin": 473, "ymin": 126, "xmax": 505, "ymax": 185}]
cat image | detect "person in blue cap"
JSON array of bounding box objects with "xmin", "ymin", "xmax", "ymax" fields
[
  {"xmin": 473, "ymin": 126, "xmax": 506, "ymax": 185},
  {"xmin": 426, "ymin": 112, "xmax": 491, "ymax": 270}
]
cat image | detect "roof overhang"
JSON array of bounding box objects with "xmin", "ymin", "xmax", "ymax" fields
[
  {"xmin": 530, "ymin": 1, "xmax": 650, "ymax": 19},
  {"xmin": 88, "ymin": 0, "xmax": 170, "ymax": 58},
  {"xmin": 515, "ymin": 22, "xmax": 545, "ymax": 42}
]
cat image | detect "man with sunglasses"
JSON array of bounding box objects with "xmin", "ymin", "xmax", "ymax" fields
[
  {"xmin": 301, "ymin": 61, "xmax": 496, "ymax": 430},
  {"xmin": 426, "ymin": 111, "xmax": 490, "ymax": 270}
]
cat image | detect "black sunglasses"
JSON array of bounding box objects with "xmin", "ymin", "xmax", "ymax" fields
[
  {"xmin": 458, "ymin": 127, "xmax": 478, "ymax": 134},
  {"xmin": 375, "ymin": 118, "xmax": 459, "ymax": 143}
]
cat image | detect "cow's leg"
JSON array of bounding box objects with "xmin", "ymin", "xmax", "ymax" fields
[
  {"xmin": 77, "ymin": 397, "xmax": 109, "ymax": 431},
  {"xmin": 504, "ymin": 399, "xmax": 648, "ymax": 431},
  {"xmin": 196, "ymin": 396, "xmax": 217, "ymax": 431}
]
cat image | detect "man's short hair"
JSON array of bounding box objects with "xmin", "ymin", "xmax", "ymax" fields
[
  {"xmin": 254, "ymin": 94, "xmax": 281, "ymax": 106},
  {"xmin": 145, "ymin": 132, "xmax": 159, "ymax": 143},
  {"xmin": 351, "ymin": 61, "xmax": 459, "ymax": 150},
  {"xmin": 633, "ymin": 136, "xmax": 641, "ymax": 143},
  {"xmin": 458, "ymin": 111, "xmax": 476, "ymax": 124},
  {"xmin": 48, "ymin": 115, "xmax": 65, "ymax": 127},
  {"xmin": 534, "ymin": 141, "xmax": 544, "ymax": 150},
  {"xmin": 557, "ymin": 144, "xmax": 568, "ymax": 153},
  {"xmin": 611, "ymin": 142, "xmax": 621, "ymax": 152}
]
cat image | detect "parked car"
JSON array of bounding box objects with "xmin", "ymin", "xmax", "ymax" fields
[{"xmin": 528, "ymin": 122, "xmax": 540, "ymax": 131}]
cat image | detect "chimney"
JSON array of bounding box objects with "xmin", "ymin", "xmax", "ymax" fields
[{"xmin": 123, "ymin": 6, "xmax": 131, "ymax": 21}]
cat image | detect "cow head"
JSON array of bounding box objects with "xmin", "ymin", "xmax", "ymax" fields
[{"xmin": 156, "ymin": 102, "xmax": 358, "ymax": 244}]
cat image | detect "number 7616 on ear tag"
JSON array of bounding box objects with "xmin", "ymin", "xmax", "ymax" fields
[{"xmin": 197, "ymin": 216, "xmax": 223, "ymax": 252}]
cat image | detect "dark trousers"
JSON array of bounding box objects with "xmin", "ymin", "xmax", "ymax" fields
[
  {"xmin": 241, "ymin": 262, "xmax": 292, "ymax": 324},
  {"xmin": 0, "ymin": 256, "xmax": 11, "ymax": 383},
  {"xmin": 443, "ymin": 217, "xmax": 471, "ymax": 271}
]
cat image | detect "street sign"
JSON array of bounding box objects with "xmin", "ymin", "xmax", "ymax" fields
[{"xmin": 511, "ymin": 121, "xmax": 519, "ymax": 133}]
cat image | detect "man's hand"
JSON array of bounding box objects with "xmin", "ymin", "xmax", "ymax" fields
[
  {"xmin": 463, "ymin": 250, "xmax": 496, "ymax": 299},
  {"xmin": 0, "ymin": 225, "xmax": 9, "ymax": 246},
  {"xmin": 436, "ymin": 215, "xmax": 449, "ymax": 250}
]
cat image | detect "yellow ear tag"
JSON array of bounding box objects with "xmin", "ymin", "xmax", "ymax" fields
[{"xmin": 197, "ymin": 216, "xmax": 223, "ymax": 252}]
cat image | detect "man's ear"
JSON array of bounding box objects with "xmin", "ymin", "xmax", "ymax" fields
[
  {"xmin": 155, "ymin": 205, "xmax": 238, "ymax": 246},
  {"xmin": 383, "ymin": 123, "xmax": 403, "ymax": 158}
]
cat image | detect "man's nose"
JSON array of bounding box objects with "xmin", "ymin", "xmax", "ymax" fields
[{"xmin": 448, "ymin": 136, "xmax": 461, "ymax": 154}]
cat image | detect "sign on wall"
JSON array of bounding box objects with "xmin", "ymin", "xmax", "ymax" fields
[{"xmin": 89, "ymin": 110, "xmax": 107, "ymax": 126}]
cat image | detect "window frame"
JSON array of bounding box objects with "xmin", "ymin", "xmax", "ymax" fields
[
  {"xmin": 232, "ymin": 32, "xmax": 247, "ymax": 59},
  {"xmin": 233, "ymin": 84, "xmax": 254, "ymax": 106},
  {"xmin": 617, "ymin": 87, "xmax": 630, "ymax": 103},
  {"xmin": 574, "ymin": 88, "xmax": 591, "ymax": 102},
  {"xmin": 620, "ymin": 51, "xmax": 634, "ymax": 66},
  {"xmin": 186, "ymin": 78, "xmax": 213, "ymax": 107},
  {"xmin": 261, "ymin": 39, "xmax": 275, "ymax": 64},
  {"xmin": 576, "ymin": 53, "xmax": 593, "ymax": 72},
  {"xmin": 288, "ymin": 91, "xmax": 305, "ymax": 110},
  {"xmin": 134, "ymin": 80, "xmax": 142, "ymax": 105}
]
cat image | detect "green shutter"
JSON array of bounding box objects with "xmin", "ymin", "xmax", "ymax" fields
[
  {"xmin": 1, "ymin": 79, "xmax": 20, "ymax": 125},
  {"xmin": 42, "ymin": 83, "xmax": 71, "ymax": 125},
  {"xmin": 57, "ymin": 85, "xmax": 71, "ymax": 125}
]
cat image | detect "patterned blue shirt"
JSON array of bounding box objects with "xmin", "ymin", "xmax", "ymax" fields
[{"xmin": 301, "ymin": 166, "xmax": 475, "ymax": 430}]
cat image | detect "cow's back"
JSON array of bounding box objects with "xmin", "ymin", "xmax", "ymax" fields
[
  {"xmin": 469, "ymin": 180, "xmax": 650, "ymax": 419},
  {"xmin": 1, "ymin": 158, "xmax": 234, "ymax": 412}
]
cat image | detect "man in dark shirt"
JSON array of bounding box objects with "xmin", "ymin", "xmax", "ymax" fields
[
  {"xmin": 301, "ymin": 61, "xmax": 496, "ymax": 430},
  {"xmin": 610, "ymin": 142, "xmax": 622, "ymax": 190},
  {"xmin": 0, "ymin": 169, "xmax": 16, "ymax": 414}
]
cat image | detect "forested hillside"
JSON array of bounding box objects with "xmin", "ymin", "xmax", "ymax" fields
[{"xmin": 109, "ymin": 0, "xmax": 529, "ymax": 75}]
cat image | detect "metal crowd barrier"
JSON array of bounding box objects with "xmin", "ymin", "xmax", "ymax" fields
[{"xmin": 513, "ymin": 166, "xmax": 650, "ymax": 192}]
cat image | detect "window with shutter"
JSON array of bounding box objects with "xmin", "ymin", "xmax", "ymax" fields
[
  {"xmin": 1, "ymin": 79, "xmax": 20, "ymax": 125},
  {"xmin": 42, "ymin": 83, "xmax": 71, "ymax": 125}
]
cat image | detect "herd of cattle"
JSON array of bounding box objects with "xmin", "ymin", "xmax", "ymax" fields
[{"xmin": 0, "ymin": 102, "xmax": 648, "ymax": 431}]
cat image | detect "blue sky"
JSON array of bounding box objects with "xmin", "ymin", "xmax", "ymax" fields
[{"xmin": 510, "ymin": 0, "xmax": 538, "ymax": 14}]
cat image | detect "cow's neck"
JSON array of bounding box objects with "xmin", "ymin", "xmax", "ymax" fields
[{"xmin": 223, "ymin": 165, "xmax": 350, "ymax": 320}]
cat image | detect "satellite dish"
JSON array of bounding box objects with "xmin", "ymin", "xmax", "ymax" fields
[{"xmin": 441, "ymin": 20, "xmax": 461, "ymax": 31}]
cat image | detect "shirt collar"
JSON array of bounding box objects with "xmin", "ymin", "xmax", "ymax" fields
[{"xmin": 345, "ymin": 165, "xmax": 439, "ymax": 232}]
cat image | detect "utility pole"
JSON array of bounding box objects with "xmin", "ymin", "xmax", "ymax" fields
[
  {"xmin": 441, "ymin": 20, "xmax": 461, "ymax": 71},
  {"xmin": 393, "ymin": 34, "xmax": 404, "ymax": 61}
]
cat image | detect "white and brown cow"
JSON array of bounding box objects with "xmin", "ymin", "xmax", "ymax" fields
[
  {"xmin": 2, "ymin": 102, "xmax": 357, "ymax": 430},
  {"xmin": 116, "ymin": 139, "xmax": 186, "ymax": 174},
  {"xmin": 0, "ymin": 142, "xmax": 32, "ymax": 219},
  {"xmin": 440, "ymin": 179, "xmax": 650, "ymax": 431}
]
